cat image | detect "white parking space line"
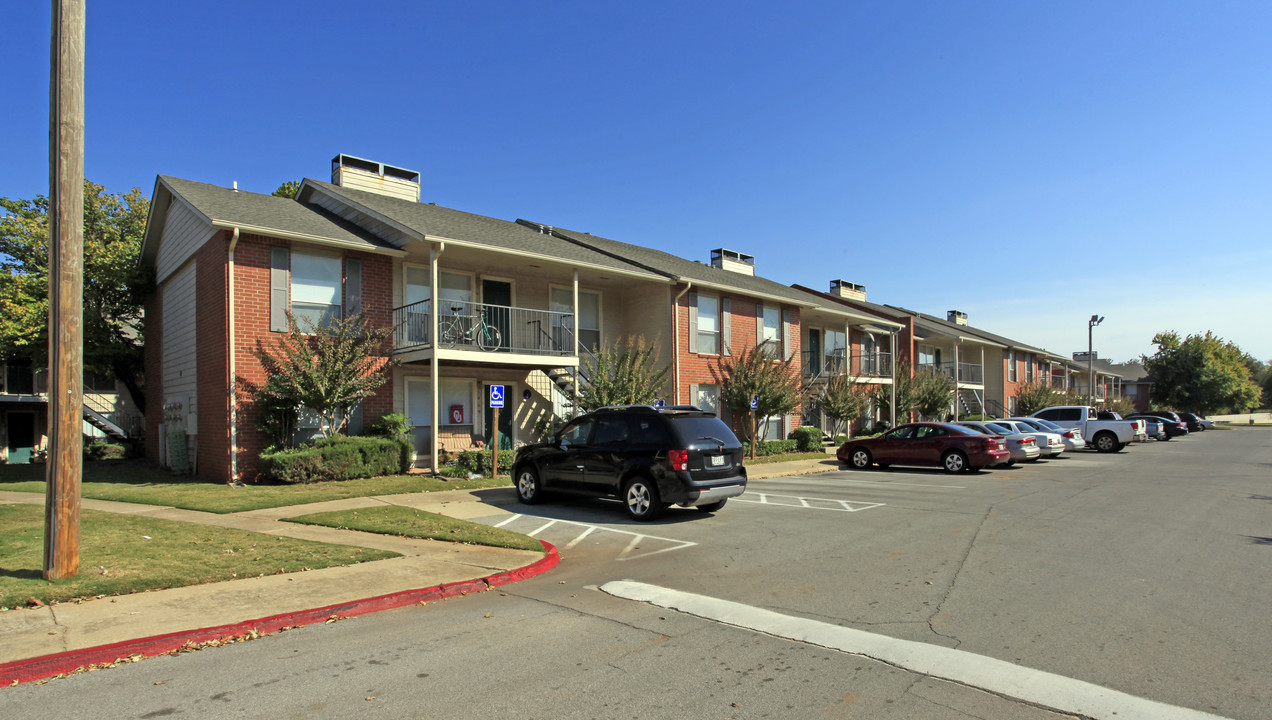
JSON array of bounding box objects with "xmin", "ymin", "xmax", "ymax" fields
[
  {"xmin": 601, "ymin": 581, "xmax": 1230, "ymax": 720},
  {"xmin": 734, "ymin": 492, "xmax": 885, "ymax": 513},
  {"xmin": 491, "ymin": 514, "xmax": 697, "ymax": 561}
]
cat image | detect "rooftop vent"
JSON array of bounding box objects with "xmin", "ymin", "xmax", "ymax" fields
[
  {"xmin": 948, "ymin": 310, "xmax": 969, "ymax": 325},
  {"xmin": 710, "ymin": 249, "xmax": 755, "ymax": 276},
  {"xmin": 830, "ymin": 279, "xmax": 867, "ymax": 301},
  {"xmin": 331, "ymin": 154, "xmax": 421, "ymax": 203}
]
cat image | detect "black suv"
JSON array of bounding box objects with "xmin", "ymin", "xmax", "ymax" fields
[{"xmin": 512, "ymin": 405, "xmax": 747, "ymax": 521}]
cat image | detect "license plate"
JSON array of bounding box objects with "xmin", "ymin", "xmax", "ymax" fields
[{"xmin": 709, "ymin": 454, "xmax": 726, "ymax": 467}]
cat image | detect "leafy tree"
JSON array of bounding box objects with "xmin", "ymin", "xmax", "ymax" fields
[
  {"xmin": 272, "ymin": 181, "xmax": 301, "ymax": 199},
  {"xmin": 0, "ymin": 181, "xmax": 153, "ymax": 407},
  {"xmin": 577, "ymin": 336, "xmax": 671, "ymax": 412},
  {"xmin": 912, "ymin": 366, "xmax": 955, "ymax": 420},
  {"xmin": 714, "ymin": 346, "xmax": 804, "ymax": 451},
  {"xmin": 1142, "ymin": 331, "xmax": 1260, "ymax": 414},
  {"xmin": 1015, "ymin": 381, "xmax": 1058, "ymax": 416},
  {"xmin": 818, "ymin": 373, "xmax": 872, "ymax": 438},
  {"xmin": 250, "ymin": 313, "xmax": 398, "ymax": 442},
  {"xmin": 1105, "ymin": 394, "xmax": 1135, "ymax": 417}
]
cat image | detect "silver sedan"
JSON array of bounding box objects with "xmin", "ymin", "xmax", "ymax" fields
[
  {"xmin": 995, "ymin": 419, "xmax": 1066, "ymax": 457},
  {"xmin": 1006, "ymin": 417, "xmax": 1083, "ymax": 452},
  {"xmin": 955, "ymin": 421, "xmax": 1041, "ymax": 464}
]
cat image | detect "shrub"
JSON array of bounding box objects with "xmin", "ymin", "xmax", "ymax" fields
[
  {"xmin": 260, "ymin": 435, "xmax": 411, "ymax": 484},
  {"xmin": 961, "ymin": 413, "xmax": 993, "ymax": 421},
  {"xmin": 789, "ymin": 426, "xmax": 824, "ymax": 452},
  {"xmin": 84, "ymin": 441, "xmax": 126, "ymax": 460},
  {"xmin": 370, "ymin": 412, "xmax": 413, "ymax": 437},
  {"xmin": 453, "ymin": 449, "xmax": 511, "ymax": 478},
  {"xmin": 742, "ymin": 439, "xmax": 800, "ymax": 457}
]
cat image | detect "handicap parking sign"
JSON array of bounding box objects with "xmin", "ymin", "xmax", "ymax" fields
[
  {"xmin": 489, "ymin": 385, "xmax": 505, "ymax": 408},
  {"xmin": 654, "ymin": 400, "xmax": 665, "ymax": 408},
  {"xmin": 750, "ymin": 395, "xmax": 759, "ymax": 411}
]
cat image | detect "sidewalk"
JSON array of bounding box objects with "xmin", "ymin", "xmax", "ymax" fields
[{"xmin": 0, "ymin": 454, "xmax": 839, "ymax": 684}]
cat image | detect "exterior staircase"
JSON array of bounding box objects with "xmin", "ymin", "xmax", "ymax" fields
[{"xmin": 957, "ymin": 387, "xmax": 985, "ymax": 417}]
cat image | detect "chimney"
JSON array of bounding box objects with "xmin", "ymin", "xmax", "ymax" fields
[
  {"xmin": 331, "ymin": 154, "xmax": 421, "ymax": 202},
  {"xmin": 710, "ymin": 248, "xmax": 755, "ymax": 276},
  {"xmin": 830, "ymin": 279, "xmax": 866, "ymax": 301},
  {"xmin": 948, "ymin": 310, "xmax": 968, "ymax": 325}
]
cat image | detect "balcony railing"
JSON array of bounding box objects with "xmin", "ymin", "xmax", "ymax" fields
[
  {"xmin": 803, "ymin": 350, "xmax": 892, "ymax": 380},
  {"xmin": 392, "ymin": 299, "xmax": 577, "ymax": 357},
  {"xmin": 919, "ymin": 361, "xmax": 983, "ymax": 384}
]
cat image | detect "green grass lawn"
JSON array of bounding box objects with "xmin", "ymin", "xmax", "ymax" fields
[
  {"xmin": 0, "ymin": 505, "xmax": 399, "ymax": 609},
  {"xmin": 0, "ymin": 460, "xmax": 510, "ymax": 514},
  {"xmin": 284, "ymin": 506, "xmax": 543, "ymax": 552}
]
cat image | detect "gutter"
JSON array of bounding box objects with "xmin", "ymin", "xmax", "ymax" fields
[{"xmin": 228, "ymin": 227, "xmax": 240, "ymax": 484}]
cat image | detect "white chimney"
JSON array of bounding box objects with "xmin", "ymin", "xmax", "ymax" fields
[
  {"xmin": 331, "ymin": 154, "xmax": 421, "ymax": 202},
  {"xmin": 710, "ymin": 249, "xmax": 755, "ymax": 276},
  {"xmin": 948, "ymin": 310, "xmax": 968, "ymax": 325},
  {"xmin": 830, "ymin": 280, "xmax": 866, "ymax": 301}
]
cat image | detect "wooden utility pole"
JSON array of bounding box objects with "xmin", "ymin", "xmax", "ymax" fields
[{"xmin": 45, "ymin": 0, "xmax": 85, "ymax": 580}]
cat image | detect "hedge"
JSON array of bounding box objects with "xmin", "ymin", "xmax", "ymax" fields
[
  {"xmin": 789, "ymin": 426, "xmax": 824, "ymax": 452},
  {"xmin": 742, "ymin": 438, "xmax": 800, "ymax": 456},
  {"xmin": 260, "ymin": 435, "xmax": 411, "ymax": 484}
]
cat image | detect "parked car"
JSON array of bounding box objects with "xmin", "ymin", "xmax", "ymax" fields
[
  {"xmin": 1175, "ymin": 411, "xmax": 1206, "ymax": 432},
  {"xmin": 1142, "ymin": 417, "xmax": 1168, "ymax": 441},
  {"xmin": 837, "ymin": 422, "xmax": 1010, "ymax": 473},
  {"xmin": 512, "ymin": 405, "xmax": 747, "ymax": 521},
  {"xmin": 1004, "ymin": 417, "xmax": 1084, "ymax": 452},
  {"xmin": 955, "ymin": 421, "xmax": 1040, "ymax": 464},
  {"xmin": 993, "ymin": 420, "xmax": 1066, "ymax": 458},
  {"xmin": 1031, "ymin": 406, "xmax": 1146, "ymax": 452},
  {"xmin": 1127, "ymin": 412, "xmax": 1187, "ymax": 438}
]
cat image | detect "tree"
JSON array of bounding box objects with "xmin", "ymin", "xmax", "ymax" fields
[
  {"xmin": 1141, "ymin": 331, "xmax": 1260, "ymax": 414},
  {"xmin": 251, "ymin": 313, "xmax": 397, "ymax": 442},
  {"xmin": 577, "ymin": 336, "xmax": 671, "ymax": 412},
  {"xmin": 272, "ymin": 181, "xmax": 301, "ymax": 199},
  {"xmin": 1015, "ymin": 381, "xmax": 1058, "ymax": 416},
  {"xmin": 818, "ymin": 373, "xmax": 872, "ymax": 439},
  {"xmin": 0, "ymin": 181, "xmax": 152, "ymax": 407},
  {"xmin": 912, "ymin": 366, "xmax": 955, "ymax": 420},
  {"xmin": 714, "ymin": 346, "xmax": 804, "ymax": 450}
]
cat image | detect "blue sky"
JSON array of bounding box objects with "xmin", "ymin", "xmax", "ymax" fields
[{"xmin": 5, "ymin": 1, "xmax": 1271, "ymax": 362}]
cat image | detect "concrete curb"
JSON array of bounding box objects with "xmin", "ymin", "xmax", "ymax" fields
[{"xmin": 0, "ymin": 541, "xmax": 558, "ymax": 686}]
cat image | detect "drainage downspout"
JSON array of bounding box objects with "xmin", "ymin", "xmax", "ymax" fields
[
  {"xmin": 672, "ymin": 281, "xmax": 692, "ymax": 404},
  {"xmin": 227, "ymin": 227, "xmax": 240, "ymax": 484},
  {"xmin": 429, "ymin": 241, "xmax": 445, "ymax": 476}
]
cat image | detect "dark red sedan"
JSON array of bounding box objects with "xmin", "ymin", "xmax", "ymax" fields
[{"xmin": 837, "ymin": 422, "xmax": 1010, "ymax": 473}]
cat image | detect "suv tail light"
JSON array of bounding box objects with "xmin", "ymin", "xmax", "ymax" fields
[{"xmin": 668, "ymin": 450, "xmax": 689, "ymax": 472}]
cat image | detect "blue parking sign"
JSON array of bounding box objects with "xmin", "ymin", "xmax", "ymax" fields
[
  {"xmin": 750, "ymin": 395, "xmax": 759, "ymax": 411},
  {"xmin": 489, "ymin": 385, "xmax": 505, "ymax": 408}
]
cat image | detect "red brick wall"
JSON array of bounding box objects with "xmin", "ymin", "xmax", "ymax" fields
[
  {"xmin": 674, "ymin": 285, "xmax": 802, "ymax": 439},
  {"xmin": 196, "ymin": 233, "xmax": 230, "ymax": 481},
  {"xmin": 228, "ymin": 234, "xmax": 396, "ymax": 482}
]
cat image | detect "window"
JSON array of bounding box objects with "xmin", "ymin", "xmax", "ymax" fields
[
  {"xmin": 697, "ymin": 295, "xmax": 720, "ymax": 354},
  {"xmin": 1008, "ymin": 350, "xmax": 1018, "ymax": 382},
  {"xmin": 559, "ymin": 417, "xmax": 593, "ymax": 446},
  {"xmin": 1008, "ymin": 396, "xmax": 1018, "ymax": 415},
  {"xmin": 592, "ymin": 416, "xmax": 630, "ymax": 444},
  {"xmin": 404, "ymin": 378, "xmax": 473, "ymax": 426},
  {"xmin": 439, "ymin": 271, "xmax": 473, "ymax": 318},
  {"xmin": 551, "ymin": 287, "xmax": 601, "ymax": 352},
  {"xmin": 291, "ymin": 251, "xmax": 342, "ymax": 329},
  {"xmin": 695, "ymin": 384, "xmax": 720, "ymax": 415},
  {"xmin": 825, "ymin": 330, "xmax": 846, "ymax": 373},
  {"xmin": 761, "ymin": 414, "xmax": 783, "ymax": 441},
  {"xmin": 918, "ymin": 344, "xmax": 936, "ymax": 367},
  {"xmin": 1024, "ymin": 354, "xmax": 1034, "ymax": 383},
  {"xmin": 759, "ymin": 305, "xmax": 780, "ymax": 357}
]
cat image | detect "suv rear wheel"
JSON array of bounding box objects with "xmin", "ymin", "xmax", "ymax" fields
[{"xmin": 624, "ymin": 477, "xmax": 664, "ymax": 521}]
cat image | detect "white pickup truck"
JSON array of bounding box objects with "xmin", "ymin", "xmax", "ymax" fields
[{"xmin": 1031, "ymin": 406, "xmax": 1148, "ymax": 452}]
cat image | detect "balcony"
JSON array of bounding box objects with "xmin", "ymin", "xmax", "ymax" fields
[
  {"xmin": 803, "ymin": 350, "xmax": 892, "ymax": 380},
  {"xmin": 392, "ymin": 299, "xmax": 577, "ymax": 357},
  {"xmin": 919, "ymin": 361, "xmax": 983, "ymax": 385}
]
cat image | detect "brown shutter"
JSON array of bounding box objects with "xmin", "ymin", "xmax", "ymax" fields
[
  {"xmin": 721, "ymin": 297, "xmax": 731, "ymax": 356},
  {"xmin": 345, "ymin": 257, "xmax": 362, "ymax": 320},
  {"xmin": 688, "ymin": 292, "xmax": 699, "ymax": 354}
]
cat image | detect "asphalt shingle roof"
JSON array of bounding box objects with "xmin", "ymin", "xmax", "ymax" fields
[
  {"xmin": 306, "ymin": 181, "xmax": 663, "ymax": 278},
  {"xmin": 159, "ymin": 176, "xmax": 396, "ymax": 251},
  {"xmin": 526, "ymin": 222, "xmax": 836, "ymax": 308}
]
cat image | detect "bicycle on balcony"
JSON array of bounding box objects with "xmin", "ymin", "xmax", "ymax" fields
[{"xmin": 440, "ymin": 306, "xmax": 503, "ymax": 352}]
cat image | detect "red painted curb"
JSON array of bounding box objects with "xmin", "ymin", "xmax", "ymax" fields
[{"xmin": 0, "ymin": 541, "xmax": 558, "ymax": 686}]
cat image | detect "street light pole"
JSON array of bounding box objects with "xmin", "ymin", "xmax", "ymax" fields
[{"xmin": 1087, "ymin": 314, "xmax": 1104, "ymax": 407}]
